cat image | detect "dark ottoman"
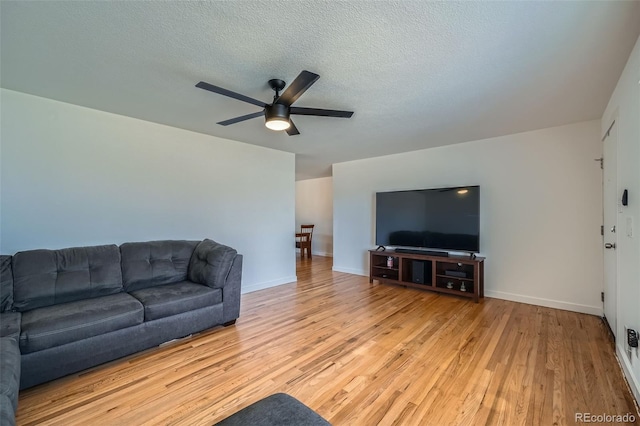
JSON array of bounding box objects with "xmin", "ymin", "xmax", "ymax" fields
[{"xmin": 215, "ymin": 393, "xmax": 330, "ymax": 426}]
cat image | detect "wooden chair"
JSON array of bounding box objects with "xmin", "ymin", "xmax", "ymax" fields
[{"xmin": 295, "ymin": 224, "xmax": 315, "ymax": 259}]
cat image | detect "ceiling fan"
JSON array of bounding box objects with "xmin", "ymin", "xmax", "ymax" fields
[{"xmin": 195, "ymin": 70, "xmax": 354, "ymax": 136}]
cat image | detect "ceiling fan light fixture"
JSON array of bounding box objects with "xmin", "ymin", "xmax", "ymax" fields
[
  {"xmin": 265, "ymin": 104, "xmax": 291, "ymax": 131},
  {"xmin": 265, "ymin": 118, "xmax": 290, "ymax": 131}
]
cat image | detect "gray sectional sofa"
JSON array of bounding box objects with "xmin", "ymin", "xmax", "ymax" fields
[{"xmin": 0, "ymin": 239, "xmax": 242, "ymax": 425}]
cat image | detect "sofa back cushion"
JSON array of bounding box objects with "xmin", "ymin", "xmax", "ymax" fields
[
  {"xmin": 12, "ymin": 245, "xmax": 123, "ymax": 312},
  {"xmin": 0, "ymin": 256, "xmax": 13, "ymax": 313},
  {"xmin": 188, "ymin": 239, "xmax": 238, "ymax": 289},
  {"xmin": 120, "ymin": 240, "xmax": 199, "ymax": 292}
]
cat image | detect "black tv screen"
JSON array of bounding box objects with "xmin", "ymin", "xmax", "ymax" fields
[{"xmin": 375, "ymin": 186, "xmax": 480, "ymax": 252}]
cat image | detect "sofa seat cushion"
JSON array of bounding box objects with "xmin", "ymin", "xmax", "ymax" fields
[
  {"xmin": 0, "ymin": 313, "xmax": 21, "ymax": 340},
  {"xmin": 0, "ymin": 337, "xmax": 20, "ymax": 412},
  {"xmin": 129, "ymin": 281, "xmax": 222, "ymax": 321},
  {"xmin": 19, "ymin": 293, "xmax": 143, "ymax": 354}
]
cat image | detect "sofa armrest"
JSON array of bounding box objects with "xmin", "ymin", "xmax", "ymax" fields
[
  {"xmin": 187, "ymin": 239, "xmax": 242, "ymax": 324},
  {"xmin": 0, "ymin": 313, "xmax": 21, "ymax": 340},
  {"xmin": 0, "ymin": 337, "xmax": 21, "ymax": 417},
  {"xmin": 188, "ymin": 239, "xmax": 238, "ymax": 289},
  {"xmin": 222, "ymin": 255, "xmax": 242, "ymax": 324}
]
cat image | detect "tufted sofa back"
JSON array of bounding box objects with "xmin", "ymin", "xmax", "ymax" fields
[
  {"xmin": 120, "ymin": 240, "xmax": 199, "ymax": 292},
  {"xmin": 12, "ymin": 245, "xmax": 123, "ymax": 312}
]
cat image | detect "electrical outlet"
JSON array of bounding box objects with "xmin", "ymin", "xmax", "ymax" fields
[
  {"xmin": 624, "ymin": 326, "xmax": 632, "ymax": 362},
  {"xmin": 629, "ymin": 329, "xmax": 639, "ymax": 346},
  {"xmin": 629, "ymin": 329, "xmax": 639, "ymax": 363}
]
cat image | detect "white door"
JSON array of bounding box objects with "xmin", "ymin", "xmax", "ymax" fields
[{"xmin": 603, "ymin": 121, "xmax": 618, "ymax": 338}]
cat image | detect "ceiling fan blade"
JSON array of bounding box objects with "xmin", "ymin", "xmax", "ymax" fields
[
  {"xmin": 217, "ymin": 110, "xmax": 264, "ymax": 126},
  {"xmin": 290, "ymin": 107, "xmax": 354, "ymax": 118},
  {"xmin": 286, "ymin": 119, "xmax": 300, "ymax": 136},
  {"xmin": 275, "ymin": 70, "xmax": 319, "ymax": 106},
  {"xmin": 196, "ymin": 81, "xmax": 266, "ymax": 108}
]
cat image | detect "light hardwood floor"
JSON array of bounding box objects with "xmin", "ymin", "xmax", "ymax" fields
[{"xmin": 16, "ymin": 256, "xmax": 639, "ymax": 425}]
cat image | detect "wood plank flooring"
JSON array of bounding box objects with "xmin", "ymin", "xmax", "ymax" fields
[{"xmin": 16, "ymin": 256, "xmax": 639, "ymax": 425}]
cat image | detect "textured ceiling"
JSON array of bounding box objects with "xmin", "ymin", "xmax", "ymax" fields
[{"xmin": 1, "ymin": 1, "xmax": 639, "ymax": 180}]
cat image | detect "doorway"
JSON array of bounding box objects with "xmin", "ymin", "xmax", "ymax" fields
[{"xmin": 294, "ymin": 177, "xmax": 334, "ymax": 258}]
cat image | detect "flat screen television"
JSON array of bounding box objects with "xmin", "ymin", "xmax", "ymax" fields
[{"xmin": 375, "ymin": 186, "xmax": 480, "ymax": 253}]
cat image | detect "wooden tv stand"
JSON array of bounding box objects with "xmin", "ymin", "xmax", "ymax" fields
[{"xmin": 369, "ymin": 250, "xmax": 485, "ymax": 302}]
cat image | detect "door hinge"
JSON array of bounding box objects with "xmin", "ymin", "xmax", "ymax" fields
[
  {"xmin": 601, "ymin": 225, "xmax": 604, "ymax": 236},
  {"xmin": 595, "ymin": 157, "xmax": 603, "ymax": 169},
  {"xmin": 601, "ymin": 292, "xmax": 605, "ymax": 302}
]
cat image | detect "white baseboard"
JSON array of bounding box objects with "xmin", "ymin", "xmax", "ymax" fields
[
  {"xmin": 241, "ymin": 276, "xmax": 297, "ymax": 294},
  {"xmin": 295, "ymin": 248, "xmax": 333, "ymax": 257},
  {"xmin": 332, "ymin": 266, "xmax": 367, "ymax": 275},
  {"xmin": 616, "ymin": 344, "xmax": 640, "ymax": 407},
  {"xmin": 484, "ymin": 290, "xmax": 602, "ymax": 316},
  {"xmin": 325, "ymin": 265, "xmax": 604, "ymax": 316},
  {"xmin": 326, "ymin": 271, "xmax": 602, "ymax": 316}
]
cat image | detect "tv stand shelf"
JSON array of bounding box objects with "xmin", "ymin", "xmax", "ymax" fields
[{"xmin": 369, "ymin": 250, "xmax": 485, "ymax": 302}]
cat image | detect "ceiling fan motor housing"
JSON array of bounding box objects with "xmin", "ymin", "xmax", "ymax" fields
[{"xmin": 265, "ymin": 103, "xmax": 290, "ymax": 121}]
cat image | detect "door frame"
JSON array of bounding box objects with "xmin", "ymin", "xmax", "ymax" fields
[{"xmin": 601, "ymin": 118, "xmax": 618, "ymax": 340}]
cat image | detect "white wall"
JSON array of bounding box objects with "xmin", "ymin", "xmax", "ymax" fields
[
  {"xmin": 333, "ymin": 120, "xmax": 603, "ymax": 315},
  {"xmin": 295, "ymin": 177, "xmax": 333, "ymax": 256},
  {"xmin": 602, "ymin": 35, "xmax": 640, "ymax": 402},
  {"xmin": 0, "ymin": 89, "xmax": 296, "ymax": 293}
]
